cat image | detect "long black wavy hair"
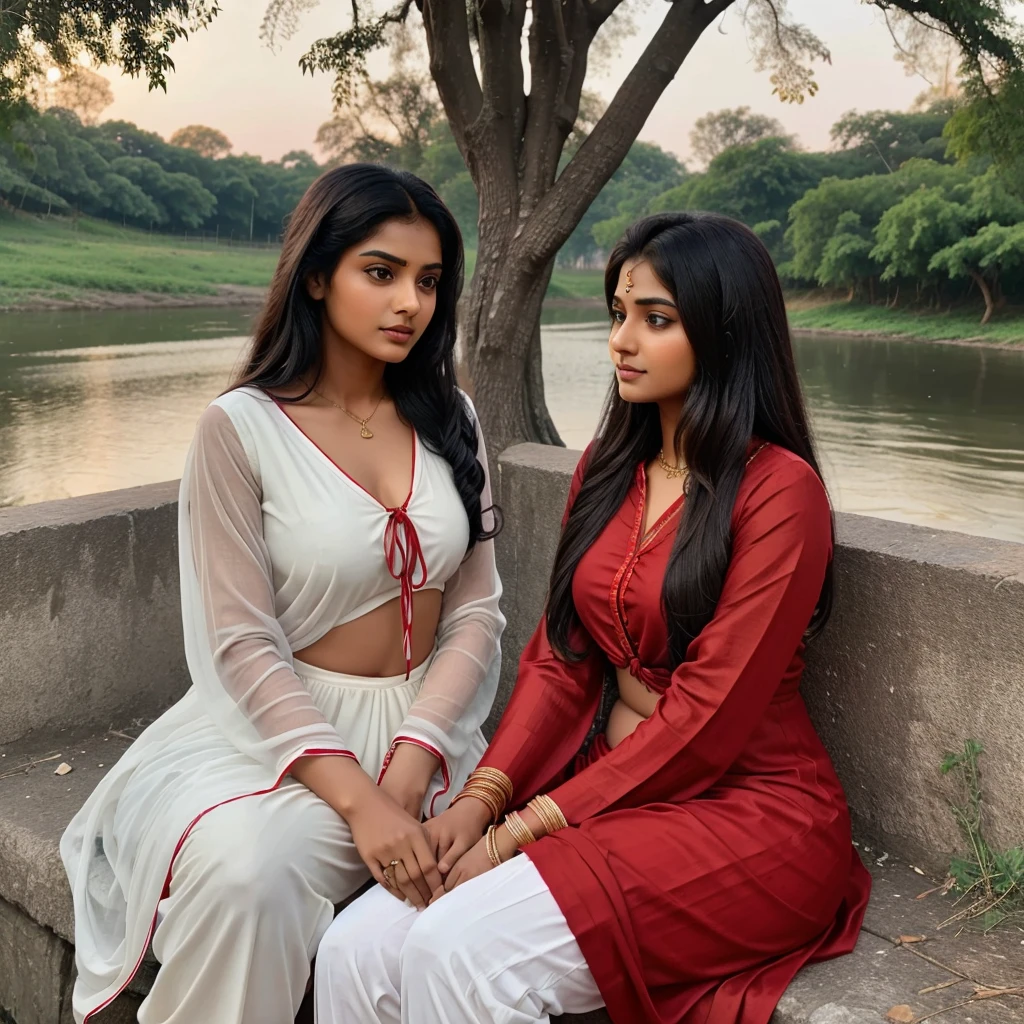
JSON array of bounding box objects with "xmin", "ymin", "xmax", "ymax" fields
[
  {"xmin": 232, "ymin": 163, "xmax": 499, "ymax": 548},
  {"xmin": 547, "ymin": 211, "xmax": 832, "ymax": 665}
]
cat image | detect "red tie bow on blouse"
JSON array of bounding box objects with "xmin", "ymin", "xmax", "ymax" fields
[
  {"xmin": 620, "ymin": 655, "xmax": 670, "ymax": 695},
  {"xmin": 383, "ymin": 504, "xmax": 428, "ymax": 678}
]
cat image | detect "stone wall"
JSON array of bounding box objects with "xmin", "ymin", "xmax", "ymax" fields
[
  {"xmin": 0, "ymin": 482, "xmax": 187, "ymax": 747},
  {"xmin": 494, "ymin": 444, "xmax": 1024, "ymax": 872}
]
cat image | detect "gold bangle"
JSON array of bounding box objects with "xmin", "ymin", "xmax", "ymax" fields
[
  {"xmin": 451, "ymin": 788, "xmax": 500, "ymax": 822},
  {"xmin": 544, "ymin": 795, "xmax": 568, "ymax": 831},
  {"xmin": 469, "ymin": 767, "xmax": 513, "ymax": 801},
  {"xmin": 504, "ymin": 811, "xmax": 537, "ymax": 848},
  {"xmin": 528, "ymin": 795, "xmax": 568, "ymax": 834},
  {"xmin": 457, "ymin": 782, "xmax": 504, "ymax": 807},
  {"xmin": 451, "ymin": 783, "xmax": 504, "ymax": 823},
  {"xmin": 485, "ymin": 825, "xmax": 502, "ymax": 867},
  {"xmin": 451, "ymin": 768, "xmax": 513, "ymax": 823}
]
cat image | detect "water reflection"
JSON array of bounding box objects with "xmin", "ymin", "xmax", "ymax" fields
[
  {"xmin": 0, "ymin": 307, "xmax": 1021, "ymax": 542},
  {"xmin": 0, "ymin": 309, "xmax": 255, "ymax": 505}
]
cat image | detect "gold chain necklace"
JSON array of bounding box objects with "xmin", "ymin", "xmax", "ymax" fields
[
  {"xmin": 312, "ymin": 385, "xmax": 385, "ymax": 440},
  {"xmin": 657, "ymin": 448, "xmax": 688, "ymax": 480}
]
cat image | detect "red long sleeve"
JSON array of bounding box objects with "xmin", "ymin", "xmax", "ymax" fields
[
  {"xmin": 546, "ymin": 455, "xmax": 832, "ymax": 823},
  {"xmin": 478, "ymin": 617, "xmax": 604, "ymax": 803}
]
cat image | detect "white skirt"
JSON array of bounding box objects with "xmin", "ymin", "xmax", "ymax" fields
[{"xmin": 61, "ymin": 652, "xmax": 484, "ymax": 1024}]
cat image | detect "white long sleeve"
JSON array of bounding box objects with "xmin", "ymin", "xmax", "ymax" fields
[{"xmin": 180, "ymin": 404, "xmax": 354, "ymax": 779}]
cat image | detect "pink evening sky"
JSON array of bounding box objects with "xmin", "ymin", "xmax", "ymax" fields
[{"xmin": 102, "ymin": 1, "xmax": 926, "ymax": 166}]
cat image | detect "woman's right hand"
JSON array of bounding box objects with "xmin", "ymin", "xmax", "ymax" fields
[
  {"xmin": 424, "ymin": 796, "xmax": 493, "ymax": 875},
  {"xmin": 346, "ymin": 787, "xmax": 444, "ymax": 908}
]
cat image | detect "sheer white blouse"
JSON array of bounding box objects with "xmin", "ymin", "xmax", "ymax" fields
[{"xmin": 185, "ymin": 385, "xmax": 504, "ymax": 780}]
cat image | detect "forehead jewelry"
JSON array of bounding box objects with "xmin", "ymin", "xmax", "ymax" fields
[{"xmin": 624, "ymin": 268, "xmax": 633, "ymax": 293}]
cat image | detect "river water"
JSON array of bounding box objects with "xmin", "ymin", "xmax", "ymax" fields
[{"xmin": 1, "ymin": 306, "xmax": 1022, "ymax": 542}]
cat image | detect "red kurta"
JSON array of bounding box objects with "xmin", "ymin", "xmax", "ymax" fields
[{"xmin": 480, "ymin": 442, "xmax": 871, "ymax": 1024}]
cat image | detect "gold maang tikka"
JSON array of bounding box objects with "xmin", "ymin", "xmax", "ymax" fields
[{"xmin": 624, "ymin": 268, "xmax": 633, "ymax": 293}]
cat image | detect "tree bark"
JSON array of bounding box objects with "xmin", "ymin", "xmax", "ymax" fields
[{"xmin": 459, "ymin": 252, "xmax": 556, "ymax": 457}]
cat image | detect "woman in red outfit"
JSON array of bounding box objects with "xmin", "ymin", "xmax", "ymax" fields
[{"xmin": 315, "ymin": 211, "xmax": 871, "ymax": 1024}]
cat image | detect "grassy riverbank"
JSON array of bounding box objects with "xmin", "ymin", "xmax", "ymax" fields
[
  {"xmin": 0, "ymin": 213, "xmax": 277, "ymax": 310},
  {"xmin": 2, "ymin": 214, "xmax": 1023, "ymax": 344},
  {"xmin": 0, "ymin": 213, "xmax": 606, "ymax": 311},
  {"xmin": 787, "ymin": 292, "xmax": 1024, "ymax": 345}
]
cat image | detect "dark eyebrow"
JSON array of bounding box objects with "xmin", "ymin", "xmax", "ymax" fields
[
  {"xmin": 610, "ymin": 294, "xmax": 678, "ymax": 309},
  {"xmin": 360, "ymin": 250, "xmax": 443, "ymax": 273},
  {"xmin": 359, "ymin": 249, "xmax": 406, "ymax": 266}
]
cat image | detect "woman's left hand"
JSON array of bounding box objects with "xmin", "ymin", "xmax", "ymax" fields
[
  {"xmin": 379, "ymin": 743, "xmax": 440, "ymax": 820},
  {"xmin": 432, "ymin": 826, "xmax": 517, "ymax": 902}
]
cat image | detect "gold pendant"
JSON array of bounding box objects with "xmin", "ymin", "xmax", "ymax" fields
[{"xmin": 360, "ymin": 424, "xmax": 374, "ymax": 439}]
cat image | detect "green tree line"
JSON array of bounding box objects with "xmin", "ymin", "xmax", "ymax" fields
[
  {"xmin": 3, "ymin": 96, "xmax": 1022, "ymax": 323},
  {"xmin": 611, "ymin": 106, "xmax": 1024, "ymax": 323},
  {"xmin": 0, "ymin": 109, "xmax": 322, "ymax": 241}
]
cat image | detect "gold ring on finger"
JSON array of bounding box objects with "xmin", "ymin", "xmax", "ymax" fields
[{"xmin": 382, "ymin": 867, "xmax": 394, "ymax": 887}]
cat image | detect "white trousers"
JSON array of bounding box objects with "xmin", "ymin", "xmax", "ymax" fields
[
  {"xmin": 139, "ymin": 779, "xmax": 369, "ymax": 1024},
  {"xmin": 314, "ymin": 854, "xmax": 605, "ymax": 1024}
]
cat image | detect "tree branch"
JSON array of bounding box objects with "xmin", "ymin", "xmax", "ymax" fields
[
  {"xmin": 702, "ymin": 0, "xmax": 737, "ymax": 25},
  {"xmin": 585, "ymin": 0, "xmax": 628, "ymax": 33},
  {"xmin": 521, "ymin": 0, "xmax": 735, "ymax": 264},
  {"xmin": 549, "ymin": 0, "xmax": 580, "ymax": 130},
  {"xmin": 420, "ymin": 0, "xmax": 483, "ymax": 148},
  {"xmin": 870, "ymin": 0, "xmax": 1021, "ymax": 69},
  {"xmin": 475, "ymin": 0, "xmax": 528, "ymax": 173},
  {"xmin": 520, "ymin": 0, "xmax": 594, "ymax": 212}
]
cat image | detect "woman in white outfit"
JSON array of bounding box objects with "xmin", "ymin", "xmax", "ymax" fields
[{"xmin": 60, "ymin": 163, "xmax": 504, "ymax": 1024}]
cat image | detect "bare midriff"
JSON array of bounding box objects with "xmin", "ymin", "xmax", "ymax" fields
[
  {"xmin": 606, "ymin": 665, "xmax": 660, "ymax": 748},
  {"xmin": 293, "ymin": 590, "xmax": 443, "ymax": 678}
]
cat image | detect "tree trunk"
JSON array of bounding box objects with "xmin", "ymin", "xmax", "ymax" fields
[
  {"xmin": 968, "ymin": 269, "xmax": 994, "ymax": 324},
  {"xmin": 460, "ymin": 246, "xmax": 559, "ymax": 460}
]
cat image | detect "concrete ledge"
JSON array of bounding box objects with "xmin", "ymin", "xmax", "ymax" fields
[
  {"xmin": 0, "ymin": 482, "xmax": 187, "ymax": 746},
  {"xmin": 0, "ymin": 894, "xmax": 73, "ymax": 1024},
  {"xmin": 4, "ymin": 730, "xmax": 1022, "ymax": 1024},
  {"xmin": 495, "ymin": 444, "xmax": 1024, "ymax": 872}
]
